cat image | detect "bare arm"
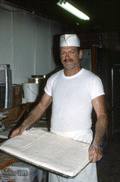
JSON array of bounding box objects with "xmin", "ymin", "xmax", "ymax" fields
[
  {"xmin": 10, "ymin": 92, "xmax": 52, "ymax": 137},
  {"xmin": 89, "ymin": 95, "xmax": 108, "ymax": 163}
]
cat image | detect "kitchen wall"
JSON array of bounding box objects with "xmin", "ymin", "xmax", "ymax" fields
[{"xmin": 0, "ymin": 6, "xmax": 64, "ymax": 84}]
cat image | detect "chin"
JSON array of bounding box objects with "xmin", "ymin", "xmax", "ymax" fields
[{"xmin": 64, "ymin": 65, "xmax": 76, "ymax": 70}]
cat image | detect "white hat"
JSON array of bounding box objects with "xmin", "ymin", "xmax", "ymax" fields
[{"xmin": 60, "ymin": 34, "xmax": 80, "ymax": 47}]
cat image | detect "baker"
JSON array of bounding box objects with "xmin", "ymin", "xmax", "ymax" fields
[{"xmin": 10, "ymin": 34, "xmax": 108, "ymax": 182}]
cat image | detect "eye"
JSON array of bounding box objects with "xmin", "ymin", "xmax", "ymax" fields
[{"xmin": 60, "ymin": 52, "xmax": 65, "ymax": 56}]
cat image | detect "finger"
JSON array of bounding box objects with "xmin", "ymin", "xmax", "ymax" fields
[
  {"xmin": 10, "ymin": 129, "xmax": 20, "ymax": 138},
  {"xmin": 92, "ymin": 157, "xmax": 98, "ymax": 163},
  {"xmin": 89, "ymin": 153, "xmax": 93, "ymax": 161},
  {"xmin": 19, "ymin": 132, "xmax": 23, "ymax": 135},
  {"xmin": 10, "ymin": 131, "xmax": 17, "ymax": 138},
  {"xmin": 19, "ymin": 128, "xmax": 25, "ymax": 135},
  {"xmin": 89, "ymin": 153, "xmax": 98, "ymax": 163},
  {"xmin": 97, "ymin": 155, "xmax": 103, "ymax": 161},
  {"xmin": 10, "ymin": 134, "xmax": 14, "ymax": 138},
  {"xmin": 90, "ymin": 156, "xmax": 93, "ymax": 162},
  {"xmin": 91, "ymin": 156, "xmax": 96, "ymax": 163}
]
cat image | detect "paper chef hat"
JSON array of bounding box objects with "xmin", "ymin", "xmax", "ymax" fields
[{"xmin": 60, "ymin": 34, "xmax": 80, "ymax": 47}]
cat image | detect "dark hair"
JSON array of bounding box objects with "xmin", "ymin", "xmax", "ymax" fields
[{"xmin": 77, "ymin": 47, "xmax": 81, "ymax": 53}]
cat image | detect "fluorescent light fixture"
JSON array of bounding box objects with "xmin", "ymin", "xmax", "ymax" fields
[{"xmin": 57, "ymin": 1, "xmax": 90, "ymax": 20}]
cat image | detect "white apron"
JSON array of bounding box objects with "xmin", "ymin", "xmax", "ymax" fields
[{"xmin": 48, "ymin": 129, "xmax": 98, "ymax": 182}]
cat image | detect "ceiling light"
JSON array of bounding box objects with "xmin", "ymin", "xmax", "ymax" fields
[{"xmin": 57, "ymin": 1, "xmax": 90, "ymax": 20}]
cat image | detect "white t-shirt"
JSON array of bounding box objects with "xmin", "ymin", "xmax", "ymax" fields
[{"xmin": 44, "ymin": 68, "xmax": 105, "ymax": 133}]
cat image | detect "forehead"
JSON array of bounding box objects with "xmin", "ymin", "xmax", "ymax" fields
[{"xmin": 60, "ymin": 46, "xmax": 78, "ymax": 52}]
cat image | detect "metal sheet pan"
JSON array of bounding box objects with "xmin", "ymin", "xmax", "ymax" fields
[{"xmin": 0, "ymin": 128, "xmax": 91, "ymax": 178}]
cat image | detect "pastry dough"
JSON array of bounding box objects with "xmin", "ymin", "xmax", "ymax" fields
[{"xmin": 0, "ymin": 128, "xmax": 90, "ymax": 178}]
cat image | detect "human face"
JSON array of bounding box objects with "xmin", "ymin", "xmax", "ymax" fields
[{"xmin": 60, "ymin": 46, "xmax": 82, "ymax": 71}]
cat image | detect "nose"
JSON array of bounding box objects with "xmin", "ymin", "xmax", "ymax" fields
[{"xmin": 65, "ymin": 52, "xmax": 70, "ymax": 59}]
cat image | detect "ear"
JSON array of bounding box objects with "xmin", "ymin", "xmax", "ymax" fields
[{"xmin": 79, "ymin": 50, "xmax": 83, "ymax": 59}]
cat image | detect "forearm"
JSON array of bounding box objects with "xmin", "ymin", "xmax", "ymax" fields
[
  {"xmin": 20, "ymin": 93, "xmax": 52, "ymax": 131},
  {"xmin": 92, "ymin": 114, "xmax": 108, "ymax": 147},
  {"xmin": 20, "ymin": 104, "xmax": 46, "ymax": 130},
  {"xmin": 89, "ymin": 95, "xmax": 108, "ymax": 162},
  {"xmin": 10, "ymin": 93, "xmax": 52, "ymax": 138}
]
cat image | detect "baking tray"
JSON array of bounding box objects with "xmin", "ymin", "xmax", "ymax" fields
[{"xmin": 0, "ymin": 128, "xmax": 91, "ymax": 178}]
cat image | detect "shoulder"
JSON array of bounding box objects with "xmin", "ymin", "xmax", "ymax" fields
[
  {"xmin": 82, "ymin": 69, "xmax": 105, "ymax": 99},
  {"xmin": 82, "ymin": 68, "xmax": 99, "ymax": 81},
  {"xmin": 82, "ymin": 68, "xmax": 104, "ymax": 89},
  {"xmin": 46, "ymin": 69, "xmax": 63, "ymax": 88},
  {"xmin": 44, "ymin": 70, "xmax": 63, "ymax": 96},
  {"xmin": 48, "ymin": 69, "xmax": 63, "ymax": 83},
  {"xmin": 50, "ymin": 69, "xmax": 63, "ymax": 78}
]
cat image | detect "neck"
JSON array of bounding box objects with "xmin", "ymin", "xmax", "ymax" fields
[{"xmin": 64, "ymin": 66, "xmax": 82, "ymax": 76}]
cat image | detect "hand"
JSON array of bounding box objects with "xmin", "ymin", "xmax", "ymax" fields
[
  {"xmin": 10, "ymin": 126, "xmax": 25, "ymax": 138},
  {"xmin": 89, "ymin": 143, "xmax": 103, "ymax": 163}
]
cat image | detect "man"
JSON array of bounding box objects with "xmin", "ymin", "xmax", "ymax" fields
[{"xmin": 11, "ymin": 34, "xmax": 108, "ymax": 182}]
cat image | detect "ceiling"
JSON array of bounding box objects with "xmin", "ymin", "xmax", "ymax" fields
[{"xmin": 3, "ymin": 0, "xmax": 120, "ymax": 33}]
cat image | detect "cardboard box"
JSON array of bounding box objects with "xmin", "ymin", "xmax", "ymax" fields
[
  {"xmin": 38, "ymin": 169, "xmax": 47, "ymax": 182},
  {"xmin": 1, "ymin": 104, "xmax": 24, "ymax": 126},
  {"xmin": 12, "ymin": 84, "xmax": 23, "ymax": 107},
  {"xmin": 0, "ymin": 161, "xmax": 38, "ymax": 182}
]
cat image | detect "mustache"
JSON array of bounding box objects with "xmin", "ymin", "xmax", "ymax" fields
[{"xmin": 64, "ymin": 59, "xmax": 73, "ymax": 62}]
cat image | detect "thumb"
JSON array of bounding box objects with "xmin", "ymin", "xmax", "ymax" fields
[{"xmin": 89, "ymin": 152, "xmax": 93, "ymax": 161}]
